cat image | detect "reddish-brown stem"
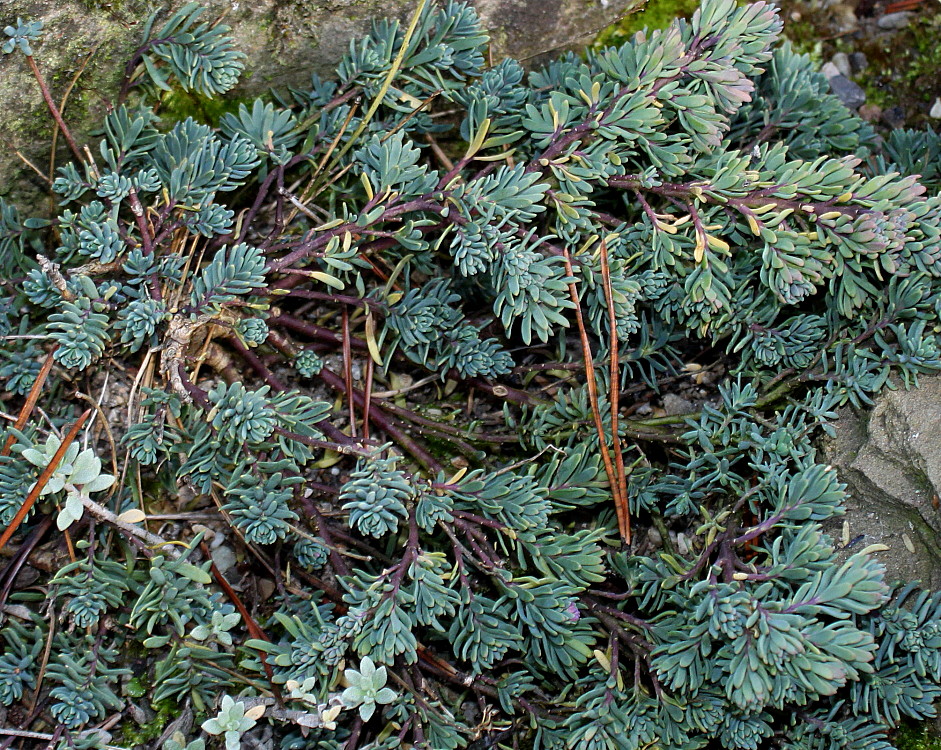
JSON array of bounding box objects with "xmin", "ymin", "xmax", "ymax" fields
[
  {"xmin": 269, "ymin": 314, "xmax": 368, "ymax": 351},
  {"xmin": 0, "ymin": 409, "xmax": 92, "ymax": 551},
  {"xmin": 363, "ymin": 356, "xmax": 374, "ymax": 441},
  {"xmin": 27, "ymin": 56, "xmax": 83, "ymax": 164},
  {"xmin": 599, "ymin": 240, "xmax": 631, "ymax": 544},
  {"xmin": 562, "ymin": 248, "xmax": 627, "ymax": 544},
  {"xmin": 318, "ymin": 366, "xmax": 442, "ymax": 472},
  {"xmin": 342, "ymin": 306, "xmax": 356, "ymax": 438},
  {"xmin": 302, "ymin": 498, "xmax": 353, "ymax": 578},
  {"xmin": 226, "ymin": 336, "xmax": 288, "ymax": 391},
  {"xmin": 198, "ymin": 540, "xmax": 283, "ymax": 703},
  {"xmin": 127, "ymin": 188, "xmax": 163, "ymax": 301},
  {"xmin": 265, "ymin": 330, "xmax": 442, "ymax": 471},
  {"xmin": 1, "ymin": 346, "xmax": 58, "ymax": 458}
]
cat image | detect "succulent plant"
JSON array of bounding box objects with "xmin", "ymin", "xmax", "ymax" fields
[{"xmin": 340, "ymin": 657, "xmax": 398, "ymax": 721}]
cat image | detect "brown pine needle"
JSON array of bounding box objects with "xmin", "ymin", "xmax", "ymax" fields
[
  {"xmin": 1, "ymin": 345, "xmax": 58, "ymax": 458},
  {"xmin": 0, "ymin": 408, "xmax": 92, "ymax": 551},
  {"xmin": 363, "ymin": 356, "xmax": 374, "ymax": 441},
  {"xmin": 599, "ymin": 240, "xmax": 631, "ymax": 544},
  {"xmin": 563, "ymin": 248, "xmax": 630, "ymax": 543},
  {"xmin": 342, "ymin": 306, "xmax": 356, "ymax": 438}
]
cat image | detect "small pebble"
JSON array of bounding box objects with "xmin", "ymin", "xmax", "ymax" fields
[
  {"xmin": 877, "ymin": 11, "xmax": 912, "ymax": 29},
  {"xmin": 127, "ymin": 702, "xmax": 153, "ymax": 727},
  {"xmin": 828, "ymin": 75, "xmax": 866, "ymax": 110},
  {"xmin": 211, "ymin": 544, "xmax": 238, "ymax": 576},
  {"xmin": 882, "ymin": 105, "xmax": 907, "ymax": 129},
  {"xmin": 661, "ymin": 393, "xmax": 695, "ymax": 416},
  {"xmin": 647, "ymin": 527, "xmax": 663, "ymax": 547},
  {"xmin": 831, "ymin": 52, "xmax": 851, "ymax": 78},
  {"xmin": 676, "ymin": 533, "xmax": 690, "ymax": 556},
  {"xmin": 821, "ymin": 61, "xmax": 842, "ymax": 80},
  {"xmin": 859, "ymin": 103, "xmax": 882, "ymax": 122},
  {"xmin": 832, "ymin": 6, "xmax": 858, "ymax": 32},
  {"xmin": 930, "ymin": 98, "xmax": 941, "ymax": 119},
  {"xmin": 256, "ymin": 578, "xmax": 277, "ymax": 602},
  {"xmin": 849, "ymin": 51, "xmax": 868, "ymax": 74}
]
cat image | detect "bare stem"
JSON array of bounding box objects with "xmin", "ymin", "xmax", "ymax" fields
[{"xmin": 27, "ymin": 55, "xmax": 83, "ymax": 163}]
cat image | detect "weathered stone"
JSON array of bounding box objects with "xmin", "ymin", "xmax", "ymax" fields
[
  {"xmin": 849, "ymin": 50, "xmax": 868, "ymax": 74},
  {"xmin": 830, "ymin": 5, "xmax": 857, "ymax": 33},
  {"xmin": 210, "ymin": 543, "xmax": 238, "ymax": 578},
  {"xmin": 823, "ymin": 376, "xmax": 941, "ymax": 588},
  {"xmin": 858, "ymin": 102, "xmax": 882, "ymax": 122},
  {"xmin": 0, "ymin": 0, "xmax": 640, "ymax": 210},
  {"xmin": 820, "ymin": 61, "xmax": 842, "ymax": 80},
  {"xmin": 877, "ymin": 11, "xmax": 913, "ymax": 29},
  {"xmin": 661, "ymin": 392, "xmax": 696, "ymax": 416},
  {"xmin": 831, "ymin": 51, "xmax": 851, "ymax": 78},
  {"xmin": 930, "ymin": 97, "xmax": 941, "ymax": 119},
  {"xmin": 882, "ymin": 104, "xmax": 907, "ymax": 129},
  {"xmin": 827, "ymin": 74, "xmax": 866, "ymax": 109}
]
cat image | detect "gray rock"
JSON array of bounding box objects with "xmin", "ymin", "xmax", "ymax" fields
[
  {"xmin": 0, "ymin": 0, "xmax": 640, "ymax": 211},
  {"xmin": 931, "ymin": 98, "xmax": 941, "ymax": 119},
  {"xmin": 821, "ymin": 61, "xmax": 842, "ymax": 80},
  {"xmin": 849, "ymin": 51, "xmax": 868, "ymax": 74},
  {"xmin": 877, "ymin": 11, "xmax": 913, "ymax": 29},
  {"xmin": 830, "ymin": 5, "xmax": 858, "ymax": 33},
  {"xmin": 661, "ymin": 392, "xmax": 695, "ymax": 416},
  {"xmin": 211, "ymin": 544, "xmax": 238, "ymax": 578},
  {"xmin": 859, "ymin": 103, "xmax": 882, "ymax": 122},
  {"xmin": 882, "ymin": 104, "xmax": 907, "ymax": 129},
  {"xmin": 828, "ymin": 74, "xmax": 866, "ymax": 110},
  {"xmin": 831, "ymin": 51, "xmax": 851, "ymax": 78},
  {"xmin": 823, "ymin": 376, "xmax": 941, "ymax": 588}
]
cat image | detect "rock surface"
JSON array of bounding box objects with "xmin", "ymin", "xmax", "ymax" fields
[
  {"xmin": 831, "ymin": 51, "xmax": 850, "ymax": 78},
  {"xmin": 876, "ymin": 11, "xmax": 913, "ymax": 30},
  {"xmin": 829, "ymin": 74, "xmax": 867, "ymax": 110},
  {"xmin": 824, "ymin": 376, "xmax": 941, "ymax": 588},
  {"xmin": 0, "ymin": 0, "xmax": 639, "ymax": 209}
]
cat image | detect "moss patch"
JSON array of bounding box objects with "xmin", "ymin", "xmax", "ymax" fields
[
  {"xmin": 155, "ymin": 88, "xmax": 255, "ymax": 128},
  {"xmin": 895, "ymin": 721, "xmax": 941, "ymax": 750},
  {"xmin": 594, "ymin": 0, "xmax": 701, "ymax": 46},
  {"xmin": 119, "ymin": 699, "xmax": 180, "ymax": 747}
]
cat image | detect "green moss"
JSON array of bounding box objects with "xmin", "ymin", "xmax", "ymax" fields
[
  {"xmin": 595, "ymin": 0, "xmax": 755, "ymax": 48},
  {"xmin": 156, "ymin": 88, "xmax": 255, "ymax": 128},
  {"xmin": 595, "ymin": 0, "xmax": 701, "ymax": 46},
  {"xmin": 895, "ymin": 721, "xmax": 941, "ymax": 750},
  {"xmin": 119, "ymin": 699, "xmax": 181, "ymax": 747}
]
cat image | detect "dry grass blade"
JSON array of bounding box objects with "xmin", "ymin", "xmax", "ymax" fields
[
  {"xmin": 562, "ymin": 249, "xmax": 629, "ymax": 543},
  {"xmin": 599, "ymin": 240, "xmax": 631, "ymax": 543},
  {"xmin": 320, "ymin": 0, "xmax": 430, "ymax": 173},
  {"xmin": 1, "ymin": 345, "xmax": 58, "ymax": 458},
  {"xmin": 0, "ymin": 408, "xmax": 92, "ymax": 551}
]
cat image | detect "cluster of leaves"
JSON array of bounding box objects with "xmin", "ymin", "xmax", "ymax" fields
[{"xmin": 1, "ymin": 1, "xmax": 941, "ymax": 749}]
